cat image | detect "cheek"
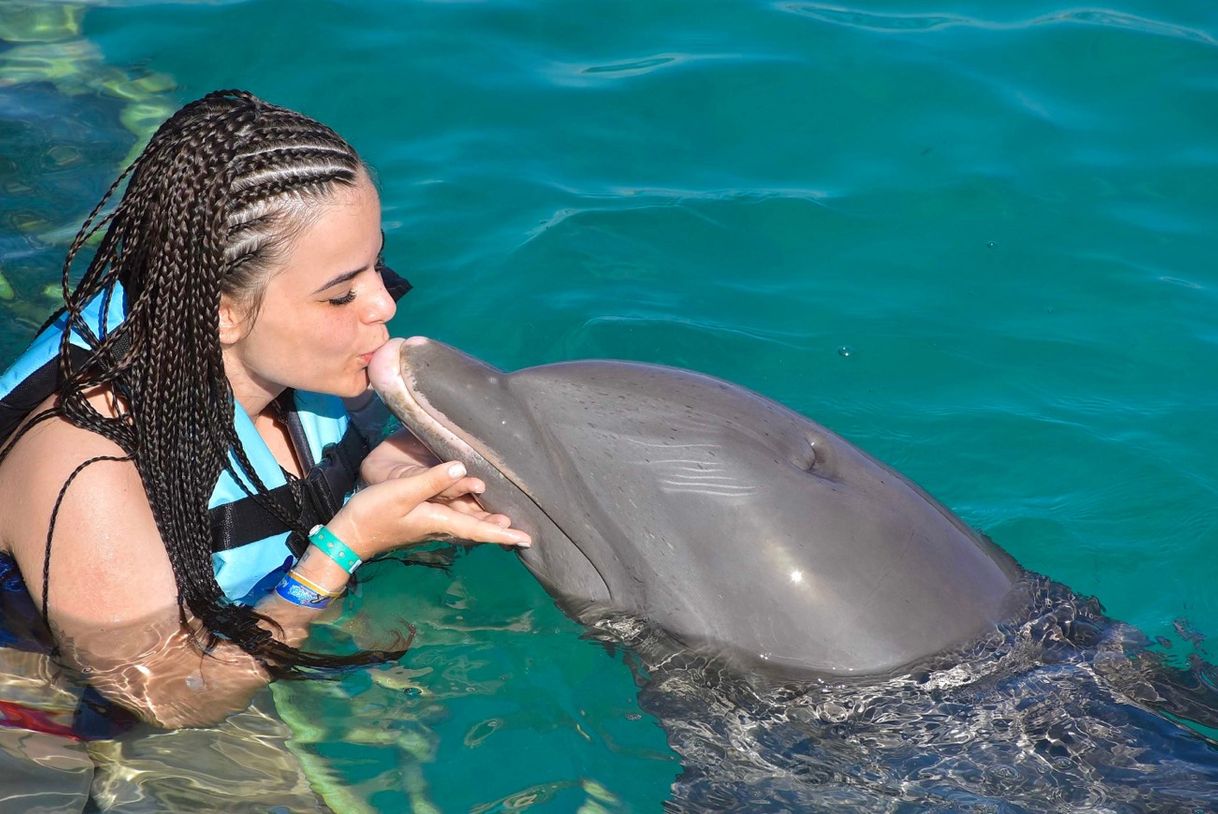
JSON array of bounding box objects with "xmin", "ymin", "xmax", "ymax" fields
[
  {"xmin": 331, "ymin": 310, "xmax": 363, "ymax": 337},
  {"xmin": 315, "ymin": 311, "xmax": 363, "ymax": 356},
  {"xmin": 248, "ymin": 305, "xmax": 363, "ymax": 384},
  {"xmin": 249, "ymin": 311, "xmax": 329, "ymax": 373}
]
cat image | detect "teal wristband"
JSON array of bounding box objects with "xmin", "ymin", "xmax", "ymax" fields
[{"xmin": 308, "ymin": 524, "xmax": 362, "ymax": 574}]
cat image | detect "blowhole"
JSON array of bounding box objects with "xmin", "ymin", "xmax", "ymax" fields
[{"xmin": 790, "ymin": 439, "xmax": 818, "ymax": 472}]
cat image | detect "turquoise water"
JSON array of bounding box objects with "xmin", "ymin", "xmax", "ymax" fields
[{"xmin": 2, "ymin": 0, "xmax": 1216, "ymax": 810}]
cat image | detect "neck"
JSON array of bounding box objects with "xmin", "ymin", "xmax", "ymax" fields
[{"xmin": 222, "ymin": 350, "xmax": 285, "ymax": 420}]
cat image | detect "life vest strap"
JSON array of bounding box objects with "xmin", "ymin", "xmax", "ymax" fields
[
  {"xmin": 0, "ymin": 345, "xmax": 91, "ymax": 444},
  {"xmin": 208, "ymin": 421, "xmax": 370, "ymax": 553}
]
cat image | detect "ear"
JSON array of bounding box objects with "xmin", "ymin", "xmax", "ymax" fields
[{"xmin": 218, "ymin": 293, "xmax": 250, "ymax": 347}]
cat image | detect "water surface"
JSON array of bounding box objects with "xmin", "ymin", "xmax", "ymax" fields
[{"xmin": 1, "ymin": 0, "xmax": 1215, "ymax": 810}]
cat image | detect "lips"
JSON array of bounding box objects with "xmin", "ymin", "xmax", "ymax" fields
[{"xmin": 359, "ymin": 336, "xmax": 390, "ymax": 366}]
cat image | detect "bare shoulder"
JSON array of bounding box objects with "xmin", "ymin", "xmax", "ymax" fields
[
  {"xmin": 1, "ymin": 390, "xmax": 134, "ymax": 538},
  {"xmin": 0, "ymin": 391, "xmax": 178, "ymax": 628}
]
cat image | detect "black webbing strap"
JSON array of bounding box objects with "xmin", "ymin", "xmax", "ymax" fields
[
  {"xmin": 0, "ymin": 344, "xmax": 92, "ymax": 445},
  {"xmin": 208, "ymin": 414, "xmax": 370, "ymax": 553}
]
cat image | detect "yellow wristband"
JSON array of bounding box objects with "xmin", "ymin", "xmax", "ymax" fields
[{"xmin": 287, "ymin": 569, "xmax": 344, "ymax": 598}]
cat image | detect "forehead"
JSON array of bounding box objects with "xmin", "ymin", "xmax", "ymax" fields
[
  {"xmin": 281, "ymin": 178, "xmax": 382, "ymax": 272},
  {"xmin": 312, "ymin": 174, "xmax": 381, "ymax": 233}
]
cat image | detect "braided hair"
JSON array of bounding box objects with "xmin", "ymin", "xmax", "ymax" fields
[{"xmin": 1, "ymin": 90, "xmax": 405, "ymax": 674}]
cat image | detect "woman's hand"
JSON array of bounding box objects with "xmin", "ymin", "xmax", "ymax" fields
[
  {"xmin": 330, "ymin": 460, "xmax": 531, "ymax": 561},
  {"xmin": 360, "ymin": 429, "xmax": 501, "ymax": 519},
  {"xmin": 359, "ymin": 428, "xmax": 437, "ymax": 486}
]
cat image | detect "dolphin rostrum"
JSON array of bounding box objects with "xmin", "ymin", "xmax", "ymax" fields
[{"xmin": 369, "ymin": 337, "xmax": 1023, "ymax": 677}]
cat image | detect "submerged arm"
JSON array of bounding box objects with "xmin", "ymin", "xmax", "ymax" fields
[
  {"xmin": 7, "ymin": 435, "xmax": 271, "ymax": 728},
  {"xmin": 3, "ymin": 423, "xmax": 529, "ymax": 729}
]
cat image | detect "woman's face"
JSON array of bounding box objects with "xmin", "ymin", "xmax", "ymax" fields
[{"xmin": 221, "ymin": 173, "xmax": 397, "ymax": 404}]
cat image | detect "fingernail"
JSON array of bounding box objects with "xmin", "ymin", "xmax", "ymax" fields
[
  {"xmin": 448, "ymin": 462, "xmax": 466, "ymax": 479},
  {"xmin": 511, "ymin": 532, "xmax": 531, "ymax": 547}
]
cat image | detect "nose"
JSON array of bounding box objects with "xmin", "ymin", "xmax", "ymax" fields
[{"xmin": 363, "ymin": 269, "xmax": 397, "ymax": 325}]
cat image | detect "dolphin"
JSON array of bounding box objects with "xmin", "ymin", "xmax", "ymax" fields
[{"xmin": 369, "ymin": 337, "xmax": 1023, "ymax": 677}]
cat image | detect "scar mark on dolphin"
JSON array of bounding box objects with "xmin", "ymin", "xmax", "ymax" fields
[
  {"xmin": 658, "ymin": 484, "xmax": 758, "ymax": 498},
  {"xmin": 638, "ymin": 459, "xmax": 727, "ymax": 470},
  {"xmin": 657, "ymin": 470, "xmax": 757, "ymax": 496},
  {"xmin": 655, "ymin": 474, "xmax": 741, "ymax": 482},
  {"xmin": 619, "ymin": 437, "xmax": 719, "ymax": 450},
  {"xmin": 630, "ymin": 460, "xmax": 732, "ymax": 479}
]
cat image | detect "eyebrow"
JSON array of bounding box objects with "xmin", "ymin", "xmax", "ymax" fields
[{"xmin": 311, "ymin": 231, "xmax": 386, "ymax": 294}]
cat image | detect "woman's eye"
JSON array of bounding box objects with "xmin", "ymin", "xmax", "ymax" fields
[{"xmin": 326, "ymin": 290, "xmax": 357, "ymax": 306}]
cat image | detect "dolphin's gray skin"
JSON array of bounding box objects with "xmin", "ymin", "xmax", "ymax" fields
[{"xmin": 369, "ymin": 337, "xmax": 1023, "ymax": 677}]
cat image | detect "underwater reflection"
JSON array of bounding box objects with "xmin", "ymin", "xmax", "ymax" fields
[
  {"xmin": 0, "ymin": 553, "xmax": 330, "ymax": 811},
  {"xmin": 0, "ymin": 643, "xmax": 329, "ymax": 812},
  {"xmin": 85, "ymin": 694, "xmax": 326, "ymax": 813}
]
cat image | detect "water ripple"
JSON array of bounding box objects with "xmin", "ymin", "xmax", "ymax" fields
[
  {"xmin": 523, "ymin": 186, "xmax": 833, "ymax": 246},
  {"xmin": 777, "ymin": 3, "xmax": 1218, "ymax": 47},
  {"xmin": 545, "ymin": 50, "xmax": 787, "ymax": 86},
  {"xmin": 572, "ymin": 314, "xmax": 817, "ymax": 351}
]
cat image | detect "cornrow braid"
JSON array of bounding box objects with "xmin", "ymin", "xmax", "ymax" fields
[{"xmin": 1, "ymin": 90, "xmax": 406, "ymax": 675}]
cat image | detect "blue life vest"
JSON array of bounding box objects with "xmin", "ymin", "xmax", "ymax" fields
[
  {"xmin": 211, "ymin": 387, "xmax": 356, "ymax": 603},
  {"xmin": 0, "ymin": 283, "xmax": 371, "ymax": 605}
]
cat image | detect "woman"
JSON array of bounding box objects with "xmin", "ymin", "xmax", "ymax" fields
[{"xmin": 0, "ymin": 89, "xmax": 530, "ymax": 729}]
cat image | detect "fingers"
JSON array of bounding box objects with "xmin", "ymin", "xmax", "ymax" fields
[
  {"xmin": 464, "ymin": 510, "xmax": 512, "ymax": 527},
  {"xmin": 445, "ymin": 492, "xmax": 494, "ymax": 514},
  {"xmin": 385, "ymin": 462, "xmax": 428, "ymax": 481},
  {"xmin": 384, "ymin": 468, "xmax": 481, "ymax": 500},
  {"xmin": 435, "ymin": 476, "xmax": 485, "ymax": 501},
  {"xmin": 389, "ymin": 460, "xmax": 483, "ymax": 502},
  {"xmin": 393, "ymin": 461, "xmax": 474, "ymax": 506},
  {"xmin": 420, "ymin": 503, "xmax": 531, "ymax": 547},
  {"xmin": 349, "ymin": 461, "xmax": 529, "ymax": 552},
  {"xmin": 427, "ymin": 470, "xmax": 515, "ymax": 531}
]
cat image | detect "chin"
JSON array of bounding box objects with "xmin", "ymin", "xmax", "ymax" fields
[
  {"xmin": 340, "ymin": 371, "xmax": 372, "ymax": 399},
  {"xmin": 303, "ymin": 374, "xmax": 368, "ymax": 400}
]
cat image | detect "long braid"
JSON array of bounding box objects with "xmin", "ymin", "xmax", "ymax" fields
[{"xmin": 4, "ymin": 90, "xmax": 407, "ymax": 674}]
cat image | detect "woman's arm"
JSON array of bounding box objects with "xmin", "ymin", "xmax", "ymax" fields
[{"xmin": 4, "ymin": 419, "xmax": 528, "ymax": 729}]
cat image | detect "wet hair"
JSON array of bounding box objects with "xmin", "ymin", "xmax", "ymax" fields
[{"xmin": 0, "ymin": 90, "xmax": 405, "ymax": 674}]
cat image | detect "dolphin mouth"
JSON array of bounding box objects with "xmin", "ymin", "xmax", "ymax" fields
[
  {"xmin": 369, "ymin": 340, "xmax": 486, "ymax": 474},
  {"xmin": 379, "ymin": 340, "xmax": 613, "ymax": 600},
  {"xmin": 386, "ymin": 342, "xmax": 522, "ymax": 487}
]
